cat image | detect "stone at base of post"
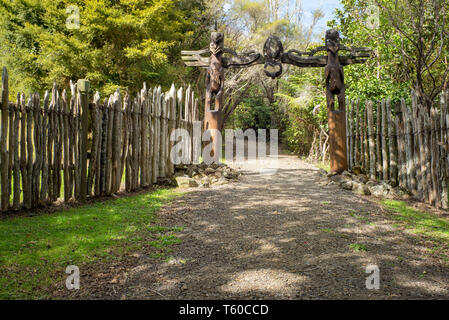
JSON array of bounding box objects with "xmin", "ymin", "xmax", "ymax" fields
[{"xmin": 328, "ymin": 110, "xmax": 348, "ymax": 174}]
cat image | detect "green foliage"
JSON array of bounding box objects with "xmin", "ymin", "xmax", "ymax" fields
[
  {"xmin": 327, "ymin": 0, "xmax": 410, "ymax": 104},
  {"xmin": 0, "ymin": 0, "xmax": 211, "ymax": 96},
  {"xmin": 276, "ymin": 70, "xmax": 327, "ymax": 155},
  {"xmin": 0, "ymin": 188, "xmax": 182, "ymax": 299},
  {"xmin": 228, "ymin": 97, "xmax": 272, "ymax": 132},
  {"xmin": 328, "ymin": 0, "xmax": 448, "ymax": 105}
]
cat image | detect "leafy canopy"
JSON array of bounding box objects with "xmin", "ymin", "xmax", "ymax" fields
[{"xmin": 0, "ymin": 0, "xmax": 210, "ymax": 96}]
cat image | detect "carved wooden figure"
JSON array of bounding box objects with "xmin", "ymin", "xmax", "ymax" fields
[
  {"xmin": 204, "ymin": 32, "xmax": 224, "ymax": 133},
  {"xmin": 182, "ymin": 30, "xmax": 370, "ymax": 169}
]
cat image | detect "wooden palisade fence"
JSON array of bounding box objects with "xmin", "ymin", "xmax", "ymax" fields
[
  {"xmin": 0, "ymin": 67, "xmax": 200, "ymax": 212},
  {"xmin": 346, "ymin": 90, "xmax": 449, "ymax": 209}
]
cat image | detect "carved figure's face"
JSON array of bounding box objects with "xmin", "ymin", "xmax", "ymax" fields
[
  {"xmin": 210, "ymin": 32, "xmax": 224, "ymax": 55},
  {"xmin": 325, "ymin": 29, "xmax": 340, "ymax": 54}
]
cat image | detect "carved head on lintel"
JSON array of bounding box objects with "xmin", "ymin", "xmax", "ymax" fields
[
  {"xmin": 325, "ymin": 29, "xmax": 341, "ymax": 54},
  {"xmin": 210, "ymin": 32, "xmax": 224, "ymax": 55},
  {"xmin": 263, "ymin": 35, "xmax": 284, "ymax": 79}
]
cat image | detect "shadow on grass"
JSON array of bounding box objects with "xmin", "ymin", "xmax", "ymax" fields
[{"xmin": 0, "ymin": 188, "xmax": 183, "ymax": 299}]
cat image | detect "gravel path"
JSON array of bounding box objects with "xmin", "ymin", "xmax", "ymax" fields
[{"xmin": 106, "ymin": 153, "xmax": 449, "ymax": 299}]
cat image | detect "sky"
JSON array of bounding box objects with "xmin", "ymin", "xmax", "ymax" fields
[
  {"xmin": 223, "ymin": 0, "xmax": 343, "ymax": 37},
  {"xmin": 300, "ymin": 0, "xmax": 343, "ymax": 34}
]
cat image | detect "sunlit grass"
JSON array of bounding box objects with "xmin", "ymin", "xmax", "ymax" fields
[
  {"xmin": 0, "ymin": 188, "xmax": 182, "ymax": 299},
  {"xmin": 381, "ymin": 199, "xmax": 449, "ymax": 244}
]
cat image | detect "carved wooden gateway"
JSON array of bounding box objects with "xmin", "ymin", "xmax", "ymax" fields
[{"xmin": 182, "ymin": 30, "xmax": 370, "ymax": 173}]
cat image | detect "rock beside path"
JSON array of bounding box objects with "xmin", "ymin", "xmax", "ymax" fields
[
  {"xmin": 175, "ymin": 163, "xmax": 241, "ymax": 188},
  {"xmin": 317, "ymin": 169, "xmax": 411, "ymax": 200}
]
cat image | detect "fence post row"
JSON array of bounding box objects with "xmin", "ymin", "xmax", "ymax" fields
[
  {"xmin": 0, "ymin": 68, "xmax": 201, "ymax": 212},
  {"xmin": 346, "ymin": 91, "xmax": 449, "ymax": 209}
]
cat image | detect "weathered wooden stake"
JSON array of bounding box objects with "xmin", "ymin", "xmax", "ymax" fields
[
  {"xmin": 77, "ymin": 79, "xmax": 90, "ymax": 201},
  {"xmin": 1, "ymin": 67, "xmax": 9, "ymax": 211}
]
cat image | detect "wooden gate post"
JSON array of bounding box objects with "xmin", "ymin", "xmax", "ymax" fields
[
  {"xmin": 204, "ymin": 32, "xmax": 224, "ymax": 160},
  {"xmin": 329, "ymin": 110, "xmax": 348, "ymax": 173},
  {"xmin": 325, "ymin": 30, "xmax": 348, "ymax": 173},
  {"xmin": 78, "ymin": 79, "xmax": 90, "ymax": 201}
]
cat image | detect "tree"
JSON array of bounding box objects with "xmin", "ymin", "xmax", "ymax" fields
[
  {"xmin": 0, "ymin": 0, "xmax": 213, "ymax": 96},
  {"xmin": 329, "ymin": 0, "xmax": 449, "ymax": 110},
  {"xmin": 374, "ymin": 0, "xmax": 449, "ymax": 110}
]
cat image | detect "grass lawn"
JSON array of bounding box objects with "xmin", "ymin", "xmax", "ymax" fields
[
  {"xmin": 0, "ymin": 188, "xmax": 183, "ymax": 300},
  {"xmin": 381, "ymin": 199, "xmax": 449, "ymax": 243},
  {"xmin": 381, "ymin": 199, "xmax": 449, "ymax": 263}
]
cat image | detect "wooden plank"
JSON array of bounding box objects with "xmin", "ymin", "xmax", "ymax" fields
[
  {"xmin": 19, "ymin": 94, "xmax": 28, "ymax": 207},
  {"xmin": 32, "ymin": 93, "xmax": 42, "ymax": 207},
  {"xmin": 417, "ymin": 104, "xmax": 428, "ymax": 202},
  {"xmin": 132, "ymin": 96, "xmax": 140, "ymax": 189},
  {"xmin": 423, "ymin": 108, "xmax": 433, "ymax": 204},
  {"xmin": 112, "ymin": 89, "xmax": 122, "ymax": 193},
  {"xmin": 157, "ymin": 87, "xmax": 162, "ymax": 174},
  {"xmin": 68, "ymin": 81, "xmax": 77, "ymax": 199},
  {"xmin": 445, "ymin": 92, "xmax": 449, "ymax": 207},
  {"xmin": 363, "ymin": 105, "xmax": 369, "ymax": 172},
  {"xmin": 8, "ymin": 94, "xmax": 15, "ymax": 203},
  {"xmin": 376, "ymin": 101, "xmax": 382, "ymax": 179},
  {"xmin": 367, "ymin": 101, "xmax": 376, "ymax": 180},
  {"xmin": 40, "ymin": 91, "xmax": 49, "ymax": 202},
  {"xmin": 185, "ymin": 86, "xmax": 192, "ymax": 164},
  {"xmin": 348, "ymin": 100, "xmax": 354, "ymax": 169},
  {"xmin": 381, "ymin": 99, "xmax": 389, "ymax": 181},
  {"xmin": 440, "ymin": 92, "xmax": 448, "ymax": 209},
  {"xmin": 12, "ymin": 95, "xmax": 21, "ymax": 210},
  {"xmin": 125, "ymin": 97, "xmax": 133, "ymax": 192},
  {"xmin": 411, "ymin": 92, "xmax": 422, "ymax": 198},
  {"xmin": 346, "ymin": 100, "xmax": 350, "ymax": 169},
  {"xmin": 360, "ymin": 102, "xmax": 365, "ymax": 169},
  {"xmin": 25, "ymin": 94, "xmax": 34, "ymax": 208},
  {"xmin": 430, "ymin": 106, "xmax": 441, "ymax": 207},
  {"xmin": 121, "ymin": 94, "xmax": 129, "ymax": 192},
  {"xmin": 395, "ymin": 117, "xmax": 404, "ymax": 188},
  {"xmin": 105, "ymin": 95, "xmax": 114, "ymax": 195},
  {"xmin": 140, "ymin": 84, "xmax": 149, "ymax": 187},
  {"xmin": 100, "ymin": 99, "xmax": 108, "ymax": 195},
  {"xmin": 160, "ymin": 93, "xmax": 167, "ymax": 178},
  {"xmin": 354, "ymin": 100, "xmax": 360, "ymax": 166},
  {"xmin": 152, "ymin": 87, "xmax": 161, "ymax": 184},
  {"xmin": 62, "ymin": 90, "xmax": 70, "ymax": 201},
  {"xmin": 147, "ymin": 89, "xmax": 153, "ymax": 183},
  {"xmin": 73, "ymin": 88, "xmax": 80, "ymax": 199},
  {"xmin": 386, "ymin": 100, "xmax": 398, "ymax": 185},
  {"xmin": 88, "ymin": 92, "xmax": 101, "ymax": 196},
  {"xmin": 401, "ymin": 99, "xmax": 417, "ymax": 193},
  {"xmin": 53, "ymin": 89, "xmax": 61, "ymax": 202},
  {"xmin": 167, "ymin": 84, "xmax": 177, "ymax": 176},
  {"xmin": 57, "ymin": 90, "xmax": 63, "ymax": 202},
  {"xmin": 94, "ymin": 95, "xmax": 103, "ymax": 197},
  {"xmin": 1, "ymin": 67, "xmax": 9, "ymax": 211}
]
